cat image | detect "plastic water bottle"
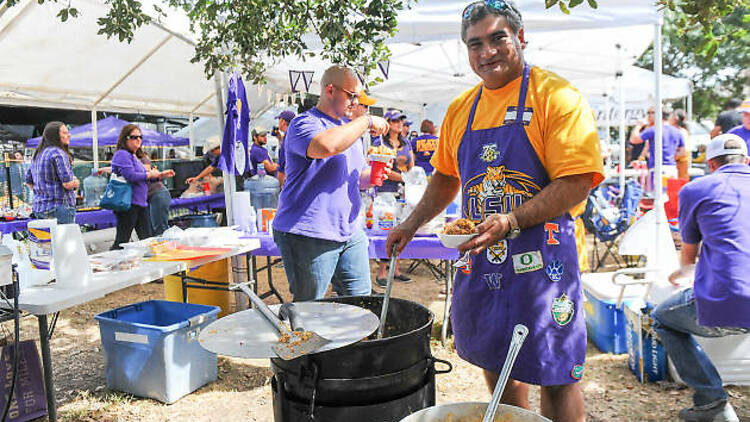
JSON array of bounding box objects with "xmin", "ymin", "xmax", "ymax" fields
[
  {"xmin": 244, "ymin": 163, "xmax": 280, "ymax": 210},
  {"xmin": 246, "ymin": 206, "xmax": 258, "ymax": 235},
  {"xmin": 82, "ymin": 169, "xmax": 108, "ymax": 207}
]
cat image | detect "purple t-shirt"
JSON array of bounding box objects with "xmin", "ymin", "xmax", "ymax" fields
[
  {"xmin": 111, "ymin": 149, "xmax": 149, "ymax": 207},
  {"xmin": 249, "ymin": 143, "xmax": 274, "ymax": 176},
  {"xmin": 728, "ymin": 125, "xmax": 750, "ymax": 151},
  {"xmin": 640, "ymin": 124, "xmax": 685, "ymax": 169},
  {"xmin": 273, "ymin": 107, "xmax": 366, "ymax": 242},
  {"xmin": 278, "ymin": 139, "xmax": 286, "ymax": 172},
  {"xmin": 679, "ymin": 163, "xmax": 750, "ymax": 327}
]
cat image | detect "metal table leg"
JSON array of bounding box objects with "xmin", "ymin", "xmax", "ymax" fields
[
  {"xmin": 180, "ymin": 270, "xmax": 188, "ymax": 302},
  {"xmin": 441, "ymin": 259, "xmax": 453, "ymax": 347},
  {"xmin": 38, "ymin": 314, "xmax": 57, "ymax": 422}
]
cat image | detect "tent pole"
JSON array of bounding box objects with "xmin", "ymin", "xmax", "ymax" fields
[
  {"xmin": 653, "ymin": 13, "xmax": 664, "ymax": 268},
  {"xmin": 686, "ymin": 84, "xmax": 693, "ymax": 122},
  {"xmin": 603, "ymin": 93, "xmax": 610, "ymax": 169},
  {"xmin": 214, "ymin": 72, "xmax": 234, "ymax": 225},
  {"xmin": 617, "ymin": 44, "xmax": 626, "ymax": 197},
  {"xmin": 188, "ymin": 113, "xmax": 195, "ymax": 159},
  {"xmin": 92, "ymin": 108, "xmax": 99, "ymax": 170}
]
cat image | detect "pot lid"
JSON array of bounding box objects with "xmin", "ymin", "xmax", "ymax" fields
[{"xmin": 198, "ymin": 302, "xmax": 380, "ymax": 359}]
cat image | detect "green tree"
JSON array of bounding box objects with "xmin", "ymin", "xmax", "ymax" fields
[
  {"xmin": 635, "ymin": 7, "xmax": 749, "ymax": 120},
  {"xmin": 5, "ymin": 0, "xmax": 412, "ymax": 83}
]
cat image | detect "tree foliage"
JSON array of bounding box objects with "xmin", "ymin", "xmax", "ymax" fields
[
  {"xmin": 636, "ymin": 7, "xmax": 749, "ymax": 120},
  {"xmin": 7, "ymin": 0, "xmax": 412, "ymax": 84}
]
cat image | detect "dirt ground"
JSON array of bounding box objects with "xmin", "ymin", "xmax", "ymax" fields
[{"xmin": 4, "ymin": 240, "xmax": 750, "ymax": 422}]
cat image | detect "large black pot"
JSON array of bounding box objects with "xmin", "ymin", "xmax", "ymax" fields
[{"xmin": 271, "ymin": 296, "xmax": 452, "ymax": 406}]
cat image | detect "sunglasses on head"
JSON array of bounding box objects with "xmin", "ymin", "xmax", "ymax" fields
[
  {"xmin": 127, "ymin": 135, "xmax": 143, "ymax": 140},
  {"xmin": 462, "ymin": 0, "xmax": 509, "ymax": 20}
]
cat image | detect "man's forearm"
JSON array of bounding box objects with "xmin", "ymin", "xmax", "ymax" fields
[
  {"xmin": 514, "ymin": 173, "xmax": 593, "ymax": 229},
  {"xmin": 681, "ymin": 242, "xmax": 699, "ymax": 266},
  {"xmin": 402, "ymin": 171, "xmax": 461, "ymax": 230},
  {"xmin": 307, "ymin": 116, "xmax": 369, "ymax": 159}
]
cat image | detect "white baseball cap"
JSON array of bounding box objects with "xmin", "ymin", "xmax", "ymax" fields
[
  {"xmin": 705, "ymin": 133, "xmax": 748, "ymax": 161},
  {"xmin": 204, "ymin": 135, "xmax": 221, "ymax": 152}
]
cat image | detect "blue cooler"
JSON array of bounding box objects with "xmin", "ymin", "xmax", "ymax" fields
[
  {"xmin": 95, "ymin": 300, "xmax": 220, "ymax": 403},
  {"xmin": 582, "ymin": 272, "xmax": 647, "ymax": 354}
]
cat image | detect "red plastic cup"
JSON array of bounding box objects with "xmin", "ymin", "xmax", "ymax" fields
[{"xmin": 371, "ymin": 160, "xmax": 387, "ymax": 186}]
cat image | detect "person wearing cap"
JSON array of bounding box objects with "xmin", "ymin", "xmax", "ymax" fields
[
  {"xmin": 273, "ymin": 65, "xmax": 389, "ymax": 301},
  {"xmin": 711, "ymin": 98, "xmax": 743, "ymax": 138},
  {"xmin": 386, "ymin": 1, "xmax": 603, "ymax": 420},
  {"xmin": 401, "ymin": 118, "xmax": 412, "ymax": 140},
  {"xmin": 652, "ymin": 133, "xmax": 750, "ymax": 422},
  {"xmin": 274, "ymin": 110, "xmax": 296, "ymax": 186},
  {"xmin": 186, "ymin": 135, "xmax": 222, "ymax": 185},
  {"xmin": 374, "ymin": 109, "xmax": 415, "ymax": 287},
  {"xmin": 412, "ymin": 119, "xmax": 440, "ymax": 176},
  {"xmin": 350, "ymin": 91, "xmax": 377, "ymax": 152},
  {"xmin": 727, "ymin": 99, "xmax": 750, "ymax": 151},
  {"xmin": 249, "ymin": 126, "xmax": 278, "ymax": 177}
]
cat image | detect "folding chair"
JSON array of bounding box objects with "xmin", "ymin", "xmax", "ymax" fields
[{"xmin": 583, "ymin": 180, "xmax": 643, "ymax": 271}]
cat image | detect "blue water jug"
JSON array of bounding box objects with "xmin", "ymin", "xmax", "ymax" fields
[
  {"xmin": 83, "ymin": 170, "xmax": 109, "ymax": 207},
  {"xmin": 244, "ymin": 164, "xmax": 279, "ymax": 210}
]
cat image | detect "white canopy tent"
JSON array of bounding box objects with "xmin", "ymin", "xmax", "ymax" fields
[{"xmin": 1, "ymin": 0, "xmax": 671, "ymax": 243}]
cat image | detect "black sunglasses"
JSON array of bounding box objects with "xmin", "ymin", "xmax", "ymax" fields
[
  {"xmin": 462, "ymin": 0, "xmax": 509, "ymax": 20},
  {"xmin": 127, "ymin": 135, "xmax": 143, "ymax": 140}
]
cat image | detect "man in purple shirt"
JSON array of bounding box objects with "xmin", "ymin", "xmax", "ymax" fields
[
  {"xmin": 274, "ymin": 110, "xmax": 296, "ymax": 186},
  {"xmin": 727, "ymin": 99, "xmax": 750, "ymax": 151},
  {"xmin": 652, "ymin": 133, "xmax": 750, "ymax": 422},
  {"xmin": 272, "ymin": 65, "xmax": 389, "ymax": 301},
  {"xmin": 249, "ymin": 126, "xmax": 278, "ymax": 177}
]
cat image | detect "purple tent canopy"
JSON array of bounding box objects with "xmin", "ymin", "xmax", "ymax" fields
[{"xmin": 26, "ymin": 116, "xmax": 189, "ymax": 148}]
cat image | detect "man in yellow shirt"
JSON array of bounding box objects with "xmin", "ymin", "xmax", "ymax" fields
[{"xmin": 387, "ymin": 1, "xmax": 603, "ymax": 420}]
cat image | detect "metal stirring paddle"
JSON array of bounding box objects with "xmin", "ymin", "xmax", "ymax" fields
[
  {"xmin": 482, "ymin": 324, "xmax": 529, "ymax": 422},
  {"xmin": 377, "ymin": 242, "xmax": 399, "ymax": 339}
]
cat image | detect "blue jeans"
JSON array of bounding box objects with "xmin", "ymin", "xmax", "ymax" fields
[
  {"xmin": 273, "ymin": 229, "xmax": 371, "ymax": 301},
  {"xmin": 35, "ymin": 205, "xmax": 76, "ymax": 224},
  {"xmin": 652, "ymin": 288, "xmax": 749, "ymax": 407},
  {"xmin": 148, "ymin": 187, "xmax": 171, "ymax": 236}
]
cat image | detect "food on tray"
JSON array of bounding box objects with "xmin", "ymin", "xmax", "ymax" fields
[
  {"xmin": 149, "ymin": 239, "xmax": 178, "ymax": 255},
  {"xmin": 442, "ymin": 218, "xmax": 477, "ymax": 235},
  {"xmin": 368, "ymin": 145, "xmax": 396, "ymax": 156},
  {"xmin": 89, "ymin": 250, "xmax": 142, "ymax": 272}
]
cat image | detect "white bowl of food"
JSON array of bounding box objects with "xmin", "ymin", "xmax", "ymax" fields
[{"xmin": 437, "ymin": 218, "xmax": 478, "ymax": 248}]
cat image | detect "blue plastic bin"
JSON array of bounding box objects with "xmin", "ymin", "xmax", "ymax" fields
[{"xmin": 95, "ymin": 300, "xmax": 221, "ymax": 403}]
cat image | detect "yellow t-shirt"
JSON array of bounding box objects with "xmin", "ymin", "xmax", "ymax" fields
[{"xmin": 430, "ymin": 67, "xmax": 604, "ymax": 188}]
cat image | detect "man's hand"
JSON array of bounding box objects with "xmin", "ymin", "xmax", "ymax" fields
[
  {"xmin": 668, "ymin": 269, "xmax": 683, "ymax": 286},
  {"xmin": 186, "ymin": 177, "xmax": 197, "ymax": 185},
  {"xmin": 457, "ymin": 214, "xmax": 510, "ymax": 254},
  {"xmin": 386, "ymin": 220, "xmax": 419, "ymax": 258},
  {"xmin": 159, "ymin": 169, "xmax": 175, "ymax": 179},
  {"xmin": 370, "ymin": 116, "xmax": 389, "ymax": 137}
]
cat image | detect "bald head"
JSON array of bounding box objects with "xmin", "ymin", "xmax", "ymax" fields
[{"xmin": 320, "ymin": 65, "xmax": 358, "ymax": 93}]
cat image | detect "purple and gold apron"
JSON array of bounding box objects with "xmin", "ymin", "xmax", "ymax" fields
[{"xmin": 451, "ymin": 64, "xmax": 586, "ymax": 386}]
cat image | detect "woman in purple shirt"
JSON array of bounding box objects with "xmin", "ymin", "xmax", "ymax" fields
[
  {"xmin": 25, "ymin": 121, "xmax": 79, "ymax": 223},
  {"xmin": 110, "ymin": 125, "xmax": 174, "ymax": 249}
]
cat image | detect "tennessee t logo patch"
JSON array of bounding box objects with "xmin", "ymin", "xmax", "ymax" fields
[{"xmin": 544, "ymin": 222, "xmax": 560, "ymax": 245}]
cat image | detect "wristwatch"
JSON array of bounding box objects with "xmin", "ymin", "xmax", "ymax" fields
[{"xmin": 506, "ymin": 213, "xmax": 521, "ymax": 239}]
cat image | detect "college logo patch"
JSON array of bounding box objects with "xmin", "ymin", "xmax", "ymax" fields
[
  {"xmin": 482, "ymin": 273, "xmax": 503, "ymax": 290},
  {"xmin": 551, "ymin": 292, "xmax": 575, "ymax": 326},
  {"xmin": 512, "ymin": 251, "xmax": 543, "ymax": 274},
  {"xmin": 480, "ymin": 144, "xmax": 500, "ymax": 163},
  {"xmin": 546, "ymin": 259, "xmax": 564, "ymax": 282},
  {"xmin": 571, "ymin": 364, "xmax": 584, "ymax": 380},
  {"xmin": 486, "ymin": 240, "xmax": 508, "ymax": 265},
  {"xmin": 459, "ymin": 257, "xmax": 472, "ymax": 275},
  {"xmin": 544, "ymin": 222, "xmax": 560, "ymax": 245},
  {"xmin": 463, "ymin": 166, "xmax": 541, "ymax": 221}
]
